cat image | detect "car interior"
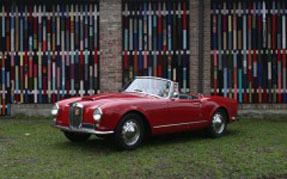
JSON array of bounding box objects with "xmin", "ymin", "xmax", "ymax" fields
[{"xmin": 178, "ymin": 94, "xmax": 199, "ymax": 100}]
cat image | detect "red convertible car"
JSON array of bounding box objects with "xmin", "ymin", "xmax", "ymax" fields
[{"xmin": 52, "ymin": 76, "xmax": 238, "ymax": 150}]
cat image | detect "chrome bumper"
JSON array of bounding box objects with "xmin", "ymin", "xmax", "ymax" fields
[{"xmin": 52, "ymin": 124, "xmax": 114, "ymax": 135}]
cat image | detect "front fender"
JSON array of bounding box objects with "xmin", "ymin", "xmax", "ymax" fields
[{"xmin": 98, "ymin": 104, "xmax": 151, "ymax": 131}]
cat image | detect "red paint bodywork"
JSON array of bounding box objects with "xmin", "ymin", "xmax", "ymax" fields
[{"xmin": 55, "ymin": 92, "xmax": 238, "ymax": 135}]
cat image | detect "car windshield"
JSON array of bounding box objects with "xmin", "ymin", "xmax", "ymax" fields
[{"xmin": 124, "ymin": 78, "xmax": 172, "ymax": 98}]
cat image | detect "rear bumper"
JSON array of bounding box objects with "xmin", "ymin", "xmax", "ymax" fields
[{"xmin": 52, "ymin": 124, "xmax": 114, "ymax": 135}]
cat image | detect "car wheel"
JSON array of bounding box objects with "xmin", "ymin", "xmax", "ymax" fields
[
  {"xmin": 63, "ymin": 131, "xmax": 91, "ymax": 142},
  {"xmin": 114, "ymin": 113, "xmax": 144, "ymax": 150},
  {"xmin": 208, "ymin": 109, "xmax": 227, "ymax": 138}
]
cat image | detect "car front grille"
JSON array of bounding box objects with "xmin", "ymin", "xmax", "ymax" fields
[{"xmin": 69, "ymin": 103, "xmax": 83, "ymax": 129}]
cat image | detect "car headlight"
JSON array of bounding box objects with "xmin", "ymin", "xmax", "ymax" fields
[
  {"xmin": 51, "ymin": 103, "xmax": 59, "ymax": 116},
  {"xmin": 93, "ymin": 107, "xmax": 103, "ymax": 122}
]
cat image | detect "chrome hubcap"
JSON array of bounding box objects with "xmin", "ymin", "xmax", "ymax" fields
[
  {"xmin": 121, "ymin": 120, "xmax": 140, "ymax": 146},
  {"xmin": 212, "ymin": 113, "xmax": 225, "ymax": 134}
]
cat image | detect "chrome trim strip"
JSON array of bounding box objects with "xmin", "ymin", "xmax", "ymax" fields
[
  {"xmin": 73, "ymin": 103, "xmax": 84, "ymax": 108},
  {"xmin": 52, "ymin": 124, "xmax": 114, "ymax": 135},
  {"xmin": 153, "ymin": 120, "xmax": 208, "ymax": 129},
  {"xmin": 136, "ymin": 76, "xmax": 173, "ymax": 83}
]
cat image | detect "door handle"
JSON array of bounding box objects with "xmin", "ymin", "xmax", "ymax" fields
[{"xmin": 192, "ymin": 103, "xmax": 201, "ymax": 106}]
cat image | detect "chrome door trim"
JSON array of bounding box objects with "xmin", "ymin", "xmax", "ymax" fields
[{"xmin": 153, "ymin": 120, "xmax": 208, "ymax": 129}]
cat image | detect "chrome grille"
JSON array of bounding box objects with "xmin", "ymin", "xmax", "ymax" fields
[{"xmin": 69, "ymin": 103, "xmax": 83, "ymax": 129}]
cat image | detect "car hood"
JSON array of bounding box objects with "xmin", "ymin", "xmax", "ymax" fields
[{"xmin": 58, "ymin": 92, "xmax": 155, "ymax": 109}]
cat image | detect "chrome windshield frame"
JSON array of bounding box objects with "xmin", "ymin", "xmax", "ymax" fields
[{"xmin": 123, "ymin": 76, "xmax": 175, "ymax": 99}]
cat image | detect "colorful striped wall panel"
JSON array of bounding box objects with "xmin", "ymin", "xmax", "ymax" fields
[
  {"xmin": 122, "ymin": 0, "xmax": 190, "ymax": 93},
  {"xmin": 0, "ymin": 1, "xmax": 100, "ymax": 116},
  {"xmin": 211, "ymin": 0, "xmax": 287, "ymax": 104}
]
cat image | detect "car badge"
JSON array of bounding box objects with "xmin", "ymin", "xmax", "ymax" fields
[{"xmin": 74, "ymin": 108, "xmax": 80, "ymax": 116}]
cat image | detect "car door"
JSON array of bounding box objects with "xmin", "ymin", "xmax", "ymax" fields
[
  {"xmin": 142, "ymin": 98, "xmax": 171, "ymax": 128},
  {"xmin": 167, "ymin": 98, "xmax": 202, "ymax": 128}
]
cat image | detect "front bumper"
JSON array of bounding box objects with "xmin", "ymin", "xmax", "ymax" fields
[{"xmin": 52, "ymin": 124, "xmax": 114, "ymax": 135}]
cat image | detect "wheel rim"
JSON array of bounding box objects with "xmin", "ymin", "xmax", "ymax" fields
[
  {"xmin": 121, "ymin": 120, "xmax": 140, "ymax": 146},
  {"xmin": 212, "ymin": 113, "xmax": 225, "ymax": 134}
]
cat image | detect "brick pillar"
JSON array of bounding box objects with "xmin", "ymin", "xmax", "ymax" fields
[
  {"xmin": 189, "ymin": 0, "xmax": 199, "ymax": 93},
  {"xmin": 203, "ymin": 0, "xmax": 211, "ymax": 95},
  {"xmin": 189, "ymin": 0, "xmax": 211, "ymax": 95},
  {"xmin": 99, "ymin": 0, "xmax": 122, "ymax": 93}
]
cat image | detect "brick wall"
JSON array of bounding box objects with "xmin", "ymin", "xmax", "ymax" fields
[
  {"xmin": 99, "ymin": 0, "xmax": 212, "ymax": 94},
  {"xmin": 189, "ymin": 0, "xmax": 211, "ymax": 95},
  {"xmin": 99, "ymin": 0, "xmax": 122, "ymax": 93},
  {"xmin": 203, "ymin": 0, "xmax": 211, "ymax": 95},
  {"xmin": 97, "ymin": 0, "xmax": 287, "ymax": 110},
  {"xmin": 7, "ymin": 0, "xmax": 287, "ymax": 116},
  {"xmin": 189, "ymin": 0, "xmax": 199, "ymax": 93}
]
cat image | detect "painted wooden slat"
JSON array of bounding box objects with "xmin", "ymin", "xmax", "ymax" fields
[
  {"xmin": 122, "ymin": 0, "xmax": 189, "ymax": 92},
  {"xmin": 0, "ymin": 1, "xmax": 100, "ymax": 116},
  {"xmin": 211, "ymin": 0, "xmax": 287, "ymax": 104}
]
